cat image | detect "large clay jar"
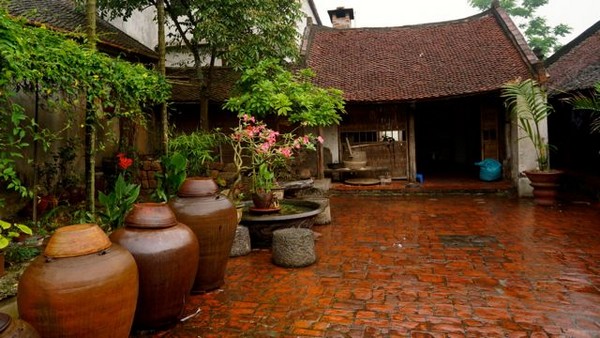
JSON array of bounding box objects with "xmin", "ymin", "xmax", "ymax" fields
[
  {"xmin": 17, "ymin": 224, "xmax": 138, "ymax": 338},
  {"xmin": 169, "ymin": 177, "xmax": 237, "ymax": 292},
  {"xmin": 110, "ymin": 202, "xmax": 199, "ymax": 330},
  {"xmin": 0, "ymin": 312, "xmax": 40, "ymax": 337}
]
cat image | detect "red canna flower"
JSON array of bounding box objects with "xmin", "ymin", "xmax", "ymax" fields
[{"xmin": 117, "ymin": 154, "xmax": 133, "ymax": 170}]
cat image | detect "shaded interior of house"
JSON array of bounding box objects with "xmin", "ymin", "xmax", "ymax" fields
[{"xmin": 322, "ymin": 94, "xmax": 507, "ymax": 185}]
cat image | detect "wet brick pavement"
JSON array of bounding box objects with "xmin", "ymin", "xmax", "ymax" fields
[{"xmin": 149, "ymin": 195, "xmax": 600, "ymax": 337}]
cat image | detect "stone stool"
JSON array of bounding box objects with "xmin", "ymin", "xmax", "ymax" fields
[
  {"xmin": 230, "ymin": 225, "xmax": 251, "ymax": 257},
  {"xmin": 271, "ymin": 228, "xmax": 316, "ymax": 267},
  {"xmin": 302, "ymin": 197, "xmax": 330, "ymax": 225}
]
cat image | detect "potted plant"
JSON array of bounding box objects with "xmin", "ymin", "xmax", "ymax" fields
[
  {"xmin": 228, "ymin": 114, "xmax": 322, "ymax": 210},
  {"xmin": 251, "ymin": 163, "xmax": 277, "ymax": 209},
  {"xmin": 502, "ymin": 78, "xmax": 564, "ymax": 205}
]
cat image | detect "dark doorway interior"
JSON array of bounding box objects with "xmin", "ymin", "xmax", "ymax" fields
[
  {"xmin": 169, "ymin": 103, "xmax": 201, "ymax": 133},
  {"xmin": 415, "ymin": 102, "xmax": 481, "ymax": 178}
]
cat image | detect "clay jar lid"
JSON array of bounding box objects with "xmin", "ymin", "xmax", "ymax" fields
[
  {"xmin": 0, "ymin": 313, "xmax": 11, "ymax": 332},
  {"xmin": 124, "ymin": 203, "xmax": 178, "ymax": 229},
  {"xmin": 44, "ymin": 224, "xmax": 112, "ymax": 258},
  {"xmin": 177, "ymin": 177, "xmax": 218, "ymax": 197}
]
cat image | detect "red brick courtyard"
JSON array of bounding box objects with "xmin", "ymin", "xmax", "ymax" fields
[{"xmin": 149, "ymin": 194, "xmax": 600, "ymax": 337}]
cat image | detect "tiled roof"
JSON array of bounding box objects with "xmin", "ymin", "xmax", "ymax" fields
[
  {"xmin": 304, "ymin": 7, "xmax": 537, "ymax": 103},
  {"xmin": 545, "ymin": 20, "xmax": 600, "ymax": 94},
  {"xmin": 7, "ymin": 0, "xmax": 158, "ymax": 61},
  {"xmin": 167, "ymin": 67, "xmax": 240, "ymax": 102}
]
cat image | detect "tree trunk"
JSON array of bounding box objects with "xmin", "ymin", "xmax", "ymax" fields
[
  {"xmin": 157, "ymin": 0, "xmax": 168, "ymax": 154},
  {"xmin": 85, "ymin": 0, "xmax": 97, "ymax": 214},
  {"xmin": 317, "ymin": 127, "xmax": 324, "ymax": 179}
]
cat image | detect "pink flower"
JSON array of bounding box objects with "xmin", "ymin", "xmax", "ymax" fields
[
  {"xmin": 317, "ymin": 136, "xmax": 324, "ymax": 144},
  {"xmin": 259, "ymin": 142, "xmax": 271, "ymax": 152},
  {"xmin": 279, "ymin": 147, "xmax": 293, "ymax": 158},
  {"xmin": 242, "ymin": 114, "xmax": 255, "ymax": 123}
]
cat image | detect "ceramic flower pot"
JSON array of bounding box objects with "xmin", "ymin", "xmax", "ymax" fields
[
  {"xmin": 251, "ymin": 191, "xmax": 274, "ymax": 209},
  {"xmin": 524, "ymin": 169, "xmax": 564, "ymax": 206}
]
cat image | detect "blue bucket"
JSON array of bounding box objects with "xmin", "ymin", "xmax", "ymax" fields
[{"xmin": 474, "ymin": 159, "xmax": 502, "ymax": 181}]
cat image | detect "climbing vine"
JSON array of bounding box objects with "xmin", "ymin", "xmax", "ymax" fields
[{"xmin": 0, "ymin": 7, "xmax": 170, "ymax": 207}]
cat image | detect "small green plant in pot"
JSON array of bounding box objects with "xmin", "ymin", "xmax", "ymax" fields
[{"xmin": 502, "ymin": 78, "xmax": 563, "ymax": 205}]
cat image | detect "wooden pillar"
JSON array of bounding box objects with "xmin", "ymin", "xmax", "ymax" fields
[
  {"xmin": 317, "ymin": 127, "xmax": 324, "ymax": 179},
  {"xmin": 408, "ymin": 105, "xmax": 417, "ymax": 182}
]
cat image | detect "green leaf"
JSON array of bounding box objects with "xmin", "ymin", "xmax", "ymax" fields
[
  {"xmin": 0, "ymin": 238, "xmax": 9, "ymax": 250},
  {"xmin": 0, "ymin": 220, "xmax": 10, "ymax": 230}
]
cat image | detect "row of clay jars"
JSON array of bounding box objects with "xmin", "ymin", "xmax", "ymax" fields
[{"xmin": 17, "ymin": 177, "xmax": 237, "ymax": 336}]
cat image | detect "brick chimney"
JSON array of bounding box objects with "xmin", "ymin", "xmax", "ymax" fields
[{"xmin": 327, "ymin": 7, "xmax": 354, "ymax": 29}]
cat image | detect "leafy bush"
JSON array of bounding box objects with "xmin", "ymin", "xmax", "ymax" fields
[
  {"xmin": 168, "ymin": 131, "xmax": 224, "ymax": 176},
  {"xmin": 4, "ymin": 243, "xmax": 40, "ymax": 264}
]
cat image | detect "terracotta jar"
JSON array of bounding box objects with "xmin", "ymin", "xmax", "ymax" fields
[
  {"xmin": 110, "ymin": 202, "xmax": 199, "ymax": 330},
  {"xmin": 169, "ymin": 177, "xmax": 237, "ymax": 292},
  {"xmin": 17, "ymin": 224, "xmax": 138, "ymax": 338},
  {"xmin": 0, "ymin": 312, "xmax": 39, "ymax": 337}
]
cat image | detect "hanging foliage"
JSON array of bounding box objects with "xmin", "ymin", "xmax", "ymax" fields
[{"xmin": 0, "ymin": 7, "xmax": 171, "ymax": 206}]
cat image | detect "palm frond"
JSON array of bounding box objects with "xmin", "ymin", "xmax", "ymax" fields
[
  {"xmin": 501, "ymin": 78, "xmax": 552, "ymax": 170},
  {"xmin": 571, "ymin": 82, "xmax": 600, "ymax": 134}
]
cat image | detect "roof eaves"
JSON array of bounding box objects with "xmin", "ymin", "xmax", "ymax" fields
[{"xmin": 545, "ymin": 20, "xmax": 600, "ymax": 66}]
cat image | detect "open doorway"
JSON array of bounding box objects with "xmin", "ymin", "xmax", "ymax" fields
[{"xmin": 415, "ymin": 102, "xmax": 481, "ymax": 179}]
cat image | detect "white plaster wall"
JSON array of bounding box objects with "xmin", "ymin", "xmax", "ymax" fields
[
  {"xmin": 108, "ymin": 7, "xmax": 158, "ymax": 50},
  {"xmin": 299, "ymin": 0, "xmax": 319, "ymax": 37},
  {"xmin": 165, "ymin": 50, "xmax": 223, "ymax": 68},
  {"xmin": 514, "ymin": 116, "xmax": 549, "ymax": 197},
  {"xmin": 322, "ymin": 125, "xmax": 340, "ymax": 164}
]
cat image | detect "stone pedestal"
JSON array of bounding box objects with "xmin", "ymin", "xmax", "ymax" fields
[
  {"xmin": 230, "ymin": 226, "xmax": 251, "ymax": 257},
  {"xmin": 271, "ymin": 228, "xmax": 316, "ymax": 268}
]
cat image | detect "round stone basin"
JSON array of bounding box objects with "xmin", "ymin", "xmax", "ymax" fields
[{"xmin": 241, "ymin": 199, "xmax": 323, "ymax": 248}]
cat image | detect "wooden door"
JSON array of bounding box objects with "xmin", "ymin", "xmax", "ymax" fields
[{"xmin": 481, "ymin": 106, "xmax": 498, "ymax": 160}]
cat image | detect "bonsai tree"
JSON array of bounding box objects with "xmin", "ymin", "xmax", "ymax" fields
[
  {"xmin": 223, "ymin": 58, "xmax": 345, "ymax": 202},
  {"xmin": 501, "ymin": 78, "xmax": 554, "ymax": 172}
]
